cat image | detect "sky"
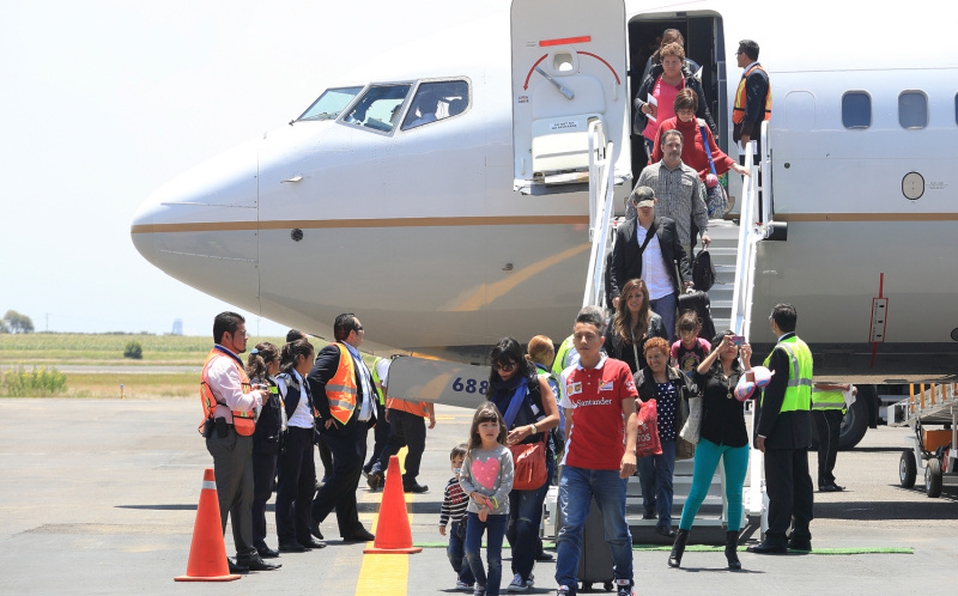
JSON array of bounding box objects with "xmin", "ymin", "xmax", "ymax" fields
[{"xmin": 0, "ymin": 0, "xmax": 473, "ymax": 336}]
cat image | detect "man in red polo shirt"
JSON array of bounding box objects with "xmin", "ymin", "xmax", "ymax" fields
[{"xmin": 554, "ymin": 306, "xmax": 638, "ymax": 596}]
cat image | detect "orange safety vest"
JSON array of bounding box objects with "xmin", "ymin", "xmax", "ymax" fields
[
  {"xmin": 199, "ymin": 346, "xmax": 256, "ymax": 436},
  {"xmin": 326, "ymin": 343, "xmax": 359, "ymax": 425},
  {"xmin": 732, "ymin": 63, "xmax": 772, "ymax": 125}
]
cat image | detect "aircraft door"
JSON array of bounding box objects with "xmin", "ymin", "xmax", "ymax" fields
[{"xmin": 511, "ymin": 0, "xmax": 629, "ymax": 193}]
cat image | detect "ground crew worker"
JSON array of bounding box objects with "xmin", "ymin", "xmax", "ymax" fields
[
  {"xmin": 812, "ymin": 382, "xmax": 855, "ymax": 492},
  {"xmin": 747, "ymin": 303, "xmax": 814, "ymax": 554},
  {"xmin": 200, "ymin": 311, "xmax": 280, "ymax": 573}
]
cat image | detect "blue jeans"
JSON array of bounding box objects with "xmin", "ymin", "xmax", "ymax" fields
[
  {"xmin": 678, "ymin": 438, "xmax": 748, "ymax": 531},
  {"xmin": 637, "ymin": 438, "xmax": 676, "ymax": 530},
  {"xmin": 555, "ymin": 466, "xmax": 633, "ymax": 591},
  {"xmin": 465, "ymin": 512, "xmax": 506, "ymax": 596},
  {"xmin": 447, "ymin": 519, "xmax": 475, "ymax": 585},
  {"xmin": 507, "ymin": 452, "xmax": 555, "ymax": 580},
  {"xmin": 649, "ymin": 292, "xmax": 677, "ymax": 343}
]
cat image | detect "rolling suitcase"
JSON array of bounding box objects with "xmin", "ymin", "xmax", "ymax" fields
[{"xmin": 576, "ymin": 497, "xmax": 615, "ymax": 592}]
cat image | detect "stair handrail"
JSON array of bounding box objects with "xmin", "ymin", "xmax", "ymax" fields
[{"xmin": 583, "ymin": 120, "xmax": 616, "ymax": 308}]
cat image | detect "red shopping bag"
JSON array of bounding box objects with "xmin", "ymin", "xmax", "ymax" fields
[{"xmin": 635, "ymin": 398, "xmax": 663, "ymax": 457}]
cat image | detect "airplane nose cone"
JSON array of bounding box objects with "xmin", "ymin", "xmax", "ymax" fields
[{"xmin": 131, "ymin": 139, "xmax": 262, "ymax": 312}]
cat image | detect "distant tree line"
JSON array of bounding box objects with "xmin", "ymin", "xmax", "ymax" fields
[{"xmin": 1, "ymin": 310, "xmax": 34, "ymax": 334}]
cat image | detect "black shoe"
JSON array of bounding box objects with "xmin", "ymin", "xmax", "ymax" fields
[
  {"xmin": 342, "ymin": 529, "xmax": 375, "ymax": 543},
  {"xmin": 535, "ymin": 551, "xmax": 554, "ymax": 562},
  {"xmin": 655, "ymin": 525, "xmax": 676, "ymax": 538},
  {"xmin": 309, "ymin": 522, "xmax": 324, "ymax": 540},
  {"xmin": 299, "ymin": 537, "xmax": 328, "ymax": 549},
  {"xmin": 236, "ymin": 554, "xmax": 281, "ymax": 571},
  {"xmin": 227, "ymin": 559, "xmax": 249, "ymax": 574},
  {"xmin": 257, "ymin": 546, "xmax": 280, "ymax": 559},
  {"xmin": 725, "ymin": 531, "xmax": 741, "ymax": 570},
  {"xmin": 668, "ymin": 529, "xmax": 690, "ymax": 568},
  {"xmin": 278, "ymin": 541, "xmax": 307, "ymax": 553},
  {"xmin": 746, "ymin": 540, "xmax": 787, "ymax": 554},
  {"xmin": 787, "ymin": 538, "xmax": 812, "ymax": 552},
  {"xmin": 642, "ymin": 511, "xmax": 657, "ymax": 520},
  {"xmin": 403, "ymin": 482, "xmax": 429, "ymax": 494},
  {"xmin": 819, "ymin": 483, "xmax": 844, "ymax": 492}
]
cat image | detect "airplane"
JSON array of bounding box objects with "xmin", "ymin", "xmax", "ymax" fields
[{"xmin": 131, "ymin": 0, "xmax": 958, "ymax": 383}]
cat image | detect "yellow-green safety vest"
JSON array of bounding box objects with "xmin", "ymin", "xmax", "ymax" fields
[
  {"xmin": 812, "ymin": 388, "xmax": 846, "ymax": 412},
  {"xmin": 762, "ymin": 336, "xmax": 813, "ymax": 413}
]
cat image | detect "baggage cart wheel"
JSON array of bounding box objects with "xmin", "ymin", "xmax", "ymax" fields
[
  {"xmin": 925, "ymin": 457, "xmax": 943, "ymax": 498},
  {"xmin": 899, "ymin": 448, "xmax": 917, "ymax": 488},
  {"xmin": 603, "ymin": 581, "xmax": 614, "ymax": 592}
]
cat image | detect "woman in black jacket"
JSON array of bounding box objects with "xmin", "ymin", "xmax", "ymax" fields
[
  {"xmin": 633, "ymin": 42, "xmax": 717, "ymax": 160},
  {"xmin": 605, "ymin": 278, "xmax": 668, "ymax": 373},
  {"xmin": 246, "ymin": 341, "xmax": 282, "ymax": 558},
  {"xmin": 668, "ymin": 331, "xmax": 753, "ymax": 570}
]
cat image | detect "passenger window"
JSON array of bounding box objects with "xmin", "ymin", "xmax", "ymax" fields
[
  {"xmin": 401, "ymin": 80, "xmax": 470, "ymax": 131},
  {"xmin": 898, "ymin": 91, "xmax": 928, "ymax": 129},
  {"xmin": 342, "ymin": 84, "xmax": 412, "ymax": 133},
  {"xmin": 296, "ymin": 86, "xmax": 363, "ymax": 122},
  {"xmin": 841, "ymin": 92, "xmax": 871, "ymax": 129}
]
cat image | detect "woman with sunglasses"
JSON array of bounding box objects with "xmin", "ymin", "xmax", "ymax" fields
[{"xmin": 485, "ymin": 337, "xmax": 560, "ymax": 593}]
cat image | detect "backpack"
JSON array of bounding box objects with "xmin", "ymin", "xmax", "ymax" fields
[{"xmin": 692, "ymin": 247, "xmax": 716, "ymax": 292}]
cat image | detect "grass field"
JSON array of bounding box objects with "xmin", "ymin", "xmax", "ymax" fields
[
  {"xmin": 0, "ymin": 333, "xmax": 288, "ymax": 364},
  {"xmin": 0, "ymin": 333, "xmax": 288, "ymax": 399}
]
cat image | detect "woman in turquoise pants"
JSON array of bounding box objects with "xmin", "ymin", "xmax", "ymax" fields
[{"xmin": 669, "ymin": 331, "xmax": 752, "ymax": 570}]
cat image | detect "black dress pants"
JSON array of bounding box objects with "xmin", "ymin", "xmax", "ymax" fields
[
  {"xmin": 763, "ymin": 446, "xmax": 814, "ymax": 545},
  {"xmin": 310, "ymin": 420, "xmax": 368, "ymax": 537}
]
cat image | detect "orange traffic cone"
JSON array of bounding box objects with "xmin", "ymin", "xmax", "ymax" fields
[
  {"xmin": 363, "ymin": 455, "xmax": 423, "ymax": 554},
  {"xmin": 174, "ymin": 468, "xmax": 242, "ymax": 582}
]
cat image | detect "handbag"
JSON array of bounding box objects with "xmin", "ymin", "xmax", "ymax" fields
[
  {"xmin": 509, "ymin": 437, "xmax": 548, "ymax": 491},
  {"xmin": 635, "ymin": 398, "xmax": 663, "ymax": 457},
  {"xmin": 679, "ymin": 396, "xmax": 702, "ymax": 444},
  {"xmin": 501, "ymin": 380, "xmax": 548, "ymax": 491},
  {"xmin": 692, "ymin": 247, "xmax": 716, "ymax": 293},
  {"xmin": 698, "ymin": 119, "xmax": 730, "ymax": 217}
]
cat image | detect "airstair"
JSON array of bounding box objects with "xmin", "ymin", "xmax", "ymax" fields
[{"xmin": 578, "ymin": 140, "xmax": 768, "ymax": 542}]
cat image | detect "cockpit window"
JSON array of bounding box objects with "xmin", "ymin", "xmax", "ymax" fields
[
  {"xmin": 401, "ymin": 80, "xmax": 470, "ymax": 131},
  {"xmin": 342, "ymin": 84, "xmax": 412, "ymax": 133},
  {"xmin": 296, "ymin": 86, "xmax": 363, "ymax": 122}
]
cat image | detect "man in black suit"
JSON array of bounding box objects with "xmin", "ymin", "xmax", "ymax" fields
[
  {"xmin": 747, "ymin": 303, "xmax": 815, "ymax": 554},
  {"xmin": 610, "ymin": 185, "xmax": 692, "ymax": 341},
  {"xmin": 308, "ymin": 313, "xmax": 377, "ymax": 543}
]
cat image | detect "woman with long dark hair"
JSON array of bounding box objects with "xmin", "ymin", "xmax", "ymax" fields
[
  {"xmin": 246, "ymin": 342, "xmax": 282, "ymax": 558},
  {"xmin": 274, "ymin": 338, "xmax": 324, "ymax": 552},
  {"xmin": 605, "ymin": 278, "xmax": 668, "ymax": 373},
  {"xmin": 485, "ymin": 337, "xmax": 559, "ymax": 592},
  {"xmin": 669, "ymin": 331, "xmax": 752, "ymax": 570}
]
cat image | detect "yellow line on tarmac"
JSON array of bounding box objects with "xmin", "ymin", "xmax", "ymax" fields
[{"xmin": 354, "ymin": 447, "xmax": 414, "ymax": 595}]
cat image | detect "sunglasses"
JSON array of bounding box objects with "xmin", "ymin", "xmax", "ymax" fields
[{"xmin": 494, "ymin": 361, "xmax": 517, "ymax": 372}]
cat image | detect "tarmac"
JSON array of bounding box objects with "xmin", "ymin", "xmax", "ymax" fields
[{"xmin": 1, "ymin": 398, "xmax": 956, "ymax": 595}]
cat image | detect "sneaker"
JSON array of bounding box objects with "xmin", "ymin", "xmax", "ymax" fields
[
  {"xmin": 555, "ymin": 586, "xmax": 571, "ymax": 596},
  {"xmin": 473, "ymin": 584, "xmax": 486, "ymax": 596},
  {"xmin": 507, "ymin": 573, "xmax": 534, "ymax": 592},
  {"xmin": 615, "ymin": 579, "xmax": 634, "ymax": 596},
  {"xmin": 455, "ymin": 580, "xmax": 474, "ymax": 591}
]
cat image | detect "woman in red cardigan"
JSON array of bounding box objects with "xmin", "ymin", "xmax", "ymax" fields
[{"xmin": 651, "ymin": 88, "xmax": 749, "ymax": 183}]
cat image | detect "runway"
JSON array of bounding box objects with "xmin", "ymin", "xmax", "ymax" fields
[{"xmin": 0, "ymin": 398, "xmax": 955, "ymax": 595}]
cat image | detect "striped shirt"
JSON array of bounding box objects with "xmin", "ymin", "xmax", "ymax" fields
[
  {"xmin": 636, "ymin": 160, "xmax": 709, "ymax": 246},
  {"xmin": 440, "ymin": 476, "xmax": 469, "ymax": 527}
]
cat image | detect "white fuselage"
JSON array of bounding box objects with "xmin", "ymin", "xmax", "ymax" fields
[{"xmin": 131, "ymin": 1, "xmax": 958, "ymax": 370}]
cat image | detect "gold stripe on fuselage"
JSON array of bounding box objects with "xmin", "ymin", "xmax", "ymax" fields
[{"xmin": 130, "ymin": 215, "xmax": 590, "ymax": 235}]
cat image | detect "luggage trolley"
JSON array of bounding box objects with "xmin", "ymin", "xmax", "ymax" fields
[{"xmin": 890, "ymin": 383, "xmax": 958, "ymax": 497}]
